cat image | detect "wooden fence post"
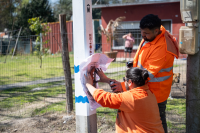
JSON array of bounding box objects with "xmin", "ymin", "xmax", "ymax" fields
[
  {"xmin": 30, "ymin": 39, "xmax": 32, "ymax": 54},
  {"xmin": 59, "ymin": 14, "xmax": 73, "ymax": 113},
  {"xmin": 0, "ymin": 38, "xmax": 2, "ymax": 56}
]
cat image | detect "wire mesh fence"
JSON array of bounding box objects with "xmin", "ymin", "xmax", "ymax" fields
[
  {"xmin": 0, "ymin": 32, "xmax": 186, "ymax": 132},
  {"xmin": 0, "ymin": 33, "xmax": 74, "ymax": 128}
]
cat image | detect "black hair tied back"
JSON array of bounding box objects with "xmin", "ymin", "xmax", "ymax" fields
[
  {"xmin": 126, "ymin": 67, "xmax": 149, "ymax": 87},
  {"xmin": 142, "ymin": 70, "xmax": 149, "ymax": 81}
]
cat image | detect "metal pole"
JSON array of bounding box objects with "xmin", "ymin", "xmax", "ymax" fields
[
  {"xmin": 73, "ymin": 0, "xmax": 97, "ymax": 132},
  {"xmin": 40, "ymin": 33, "xmax": 42, "ymax": 51},
  {"xmin": 186, "ymin": 1, "xmax": 200, "ymax": 132}
]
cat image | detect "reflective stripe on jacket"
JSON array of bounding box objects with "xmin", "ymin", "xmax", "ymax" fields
[{"xmin": 132, "ymin": 26, "xmax": 179, "ymax": 103}]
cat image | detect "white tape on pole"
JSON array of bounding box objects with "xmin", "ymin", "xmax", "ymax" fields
[{"xmin": 73, "ymin": 0, "xmax": 95, "ymax": 116}]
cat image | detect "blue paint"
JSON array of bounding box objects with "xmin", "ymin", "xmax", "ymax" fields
[
  {"xmin": 75, "ymin": 96, "xmax": 89, "ymax": 103},
  {"xmin": 180, "ymin": 42, "xmax": 183, "ymax": 44},
  {"xmin": 74, "ymin": 65, "xmax": 80, "ymax": 73}
]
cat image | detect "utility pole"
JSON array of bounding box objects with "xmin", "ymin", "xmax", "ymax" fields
[
  {"xmin": 73, "ymin": 0, "xmax": 97, "ymax": 133},
  {"xmin": 180, "ymin": 1, "xmax": 200, "ymax": 132}
]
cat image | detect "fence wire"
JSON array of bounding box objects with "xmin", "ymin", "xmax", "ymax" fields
[{"xmin": 0, "ymin": 32, "xmax": 186, "ymax": 132}]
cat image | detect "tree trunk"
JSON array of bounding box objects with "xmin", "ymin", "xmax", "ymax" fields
[{"xmin": 59, "ymin": 14, "xmax": 73, "ymax": 114}]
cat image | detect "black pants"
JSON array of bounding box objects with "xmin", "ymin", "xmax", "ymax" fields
[{"xmin": 158, "ymin": 100, "xmax": 167, "ymax": 133}]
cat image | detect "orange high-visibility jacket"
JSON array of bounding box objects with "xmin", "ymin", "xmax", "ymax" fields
[
  {"xmin": 93, "ymin": 85, "xmax": 164, "ymax": 133},
  {"xmin": 122, "ymin": 26, "xmax": 179, "ymax": 103}
]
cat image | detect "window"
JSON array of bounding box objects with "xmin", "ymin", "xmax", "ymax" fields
[
  {"xmin": 161, "ymin": 20, "xmax": 171, "ymax": 33},
  {"xmin": 113, "ymin": 21, "xmax": 142, "ymax": 49},
  {"xmin": 113, "ymin": 20, "xmax": 172, "ymax": 49}
]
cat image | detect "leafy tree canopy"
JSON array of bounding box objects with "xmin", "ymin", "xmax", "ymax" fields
[
  {"xmin": 52, "ymin": 0, "xmax": 72, "ymax": 21},
  {"xmin": 14, "ymin": 0, "xmax": 56, "ymax": 35}
]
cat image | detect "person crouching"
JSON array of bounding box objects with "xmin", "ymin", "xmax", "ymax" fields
[{"xmin": 84, "ymin": 67, "xmax": 164, "ymax": 133}]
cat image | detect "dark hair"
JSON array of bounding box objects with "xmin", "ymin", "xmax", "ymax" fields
[
  {"xmin": 126, "ymin": 67, "xmax": 149, "ymax": 87},
  {"xmin": 140, "ymin": 14, "xmax": 161, "ymax": 30}
]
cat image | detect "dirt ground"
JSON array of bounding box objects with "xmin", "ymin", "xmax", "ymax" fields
[{"xmin": 0, "ymin": 112, "xmax": 115, "ymax": 133}]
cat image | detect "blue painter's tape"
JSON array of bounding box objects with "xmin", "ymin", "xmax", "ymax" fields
[
  {"xmin": 74, "ymin": 65, "xmax": 79, "ymax": 73},
  {"xmin": 75, "ymin": 96, "xmax": 89, "ymax": 103},
  {"xmin": 180, "ymin": 42, "xmax": 183, "ymax": 44}
]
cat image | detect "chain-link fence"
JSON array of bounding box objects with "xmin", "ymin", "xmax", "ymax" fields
[{"xmin": 0, "ymin": 32, "xmax": 186, "ymax": 132}]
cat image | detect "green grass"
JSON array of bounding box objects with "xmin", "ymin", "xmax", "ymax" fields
[
  {"xmin": 97, "ymin": 107, "xmax": 117, "ymax": 122},
  {"xmin": 0, "ymin": 53, "xmax": 125, "ymax": 85},
  {"xmin": 0, "ymin": 53, "xmax": 74, "ymax": 85},
  {"xmin": 32, "ymin": 100, "xmax": 117, "ymax": 121},
  {"xmin": 0, "ymin": 81, "xmax": 75, "ymax": 109},
  {"xmin": 32, "ymin": 100, "xmax": 66, "ymax": 116},
  {"xmin": 167, "ymin": 121, "xmax": 186, "ymax": 132},
  {"xmin": 166, "ymin": 98, "xmax": 186, "ymax": 132},
  {"xmin": 173, "ymin": 64, "xmax": 180, "ymax": 67},
  {"xmin": 107, "ymin": 61, "xmax": 126, "ymax": 69},
  {"xmin": 167, "ymin": 98, "xmax": 186, "ymax": 117},
  {"xmin": 0, "ymin": 78, "xmax": 186, "ymax": 132}
]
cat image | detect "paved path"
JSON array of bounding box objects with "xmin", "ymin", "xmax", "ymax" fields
[{"xmin": 0, "ymin": 76, "xmax": 67, "ymax": 91}]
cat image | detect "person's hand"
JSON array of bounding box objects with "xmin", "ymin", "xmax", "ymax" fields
[
  {"xmin": 95, "ymin": 68, "xmax": 110, "ymax": 84},
  {"xmin": 84, "ymin": 73, "xmax": 93, "ymax": 85},
  {"xmin": 110, "ymin": 79, "xmax": 123, "ymax": 93}
]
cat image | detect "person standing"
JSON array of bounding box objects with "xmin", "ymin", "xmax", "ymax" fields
[
  {"xmin": 123, "ymin": 33, "xmax": 135, "ymax": 61},
  {"xmin": 98, "ymin": 14, "xmax": 179, "ymax": 133}
]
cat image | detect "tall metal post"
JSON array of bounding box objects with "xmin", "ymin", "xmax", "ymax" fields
[
  {"xmin": 186, "ymin": 1, "xmax": 200, "ymax": 132},
  {"xmin": 72, "ymin": 0, "xmax": 97, "ymax": 133}
]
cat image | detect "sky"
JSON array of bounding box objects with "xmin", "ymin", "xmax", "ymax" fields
[{"xmin": 50, "ymin": 0, "xmax": 59, "ymax": 4}]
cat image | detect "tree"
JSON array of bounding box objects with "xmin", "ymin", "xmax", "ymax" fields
[
  {"xmin": 52, "ymin": 0, "xmax": 72, "ymax": 21},
  {"xmin": 14, "ymin": 0, "xmax": 56, "ymax": 35},
  {"xmin": 0, "ymin": 0, "xmax": 15, "ymax": 31},
  {"xmin": 91, "ymin": 0, "xmax": 109, "ymax": 19},
  {"xmin": 28, "ymin": 17, "xmax": 50, "ymax": 68},
  {"xmin": 0, "ymin": 0, "xmax": 29, "ymax": 31}
]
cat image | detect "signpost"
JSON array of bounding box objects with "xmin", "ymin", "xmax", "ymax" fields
[{"xmin": 72, "ymin": 0, "xmax": 97, "ymax": 132}]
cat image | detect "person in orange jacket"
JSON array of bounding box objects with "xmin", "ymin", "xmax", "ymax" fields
[
  {"xmin": 84, "ymin": 67, "xmax": 164, "ymax": 133},
  {"xmin": 98, "ymin": 14, "xmax": 179, "ymax": 133}
]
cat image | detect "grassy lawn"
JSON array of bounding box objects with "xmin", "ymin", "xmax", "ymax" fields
[
  {"xmin": 166, "ymin": 98, "xmax": 186, "ymax": 132},
  {"xmin": 0, "ymin": 54, "xmax": 74, "ymax": 85},
  {"xmin": 0, "ymin": 53, "xmax": 126, "ymax": 85},
  {"xmin": 0, "ymin": 52, "xmax": 186, "ymax": 131},
  {"xmin": 0, "ymin": 78, "xmax": 186, "ymax": 132},
  {"xmin": 0, "ymin": 81, "xmax": 75, "ymax": 109},
  {"xmin": 0, "ymin": 52, "xmax": 183, "ymax": 86},
  {"xmin": 97, "ymin": 107, "xmax": 117, "ymax": 122},
  {"xmin": 167, "ymin": 98, "xmax": 186, "ymax": 117},
  {"xmin": 32, "ymin": 100, "xmax": 67, "ymax": 116},
  {"xmin": 107, "ymin": 61, "xmax": 126, "ymax": 69}
]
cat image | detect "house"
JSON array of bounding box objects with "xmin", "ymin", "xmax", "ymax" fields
[
  {"xmin": 92, "ymin": 0, "xmax": 186, "ymax": 58},
  {"xmin": 42, "ymin": 20, "xmax": 101, "ymax": 54}
]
